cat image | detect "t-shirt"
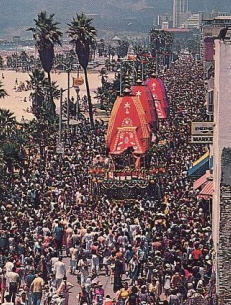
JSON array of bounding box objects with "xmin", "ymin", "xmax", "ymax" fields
[
  {"xmin": 7, "ymin": 272, "xmax": 19, "ymax": 283},
  {"xmin": 54, "ymin": 261, "xmax": 66, "ymax": 279},
  {"xmin": 70, "ymin": 248, "xmax": 78, "ymax": 261},
  {"xmin": 5, "ymin": 262, "xmax": 14, "ymax": 273},
  {"xmin": 169, "ymin": 295, "xmax": 180, "ymax": 305},
  {"xmin": 55, "ymin": 227, "xmax": 63, "ymax": 241},
  {"xmin": 26, "ymin": 274, "xmax": 36, "ymax": 288},
  {"xmin": 192, "ymin": 249, "xmax": 202, "ymax": 260},
  {"xmin": 128, "ymin": 293, "xmax": 138, "ymax": 305}
]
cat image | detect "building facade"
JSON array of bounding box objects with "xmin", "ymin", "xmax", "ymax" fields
[
  {"xmin": 183, "ymin": 12, "xmax": 203, "ymax": 29},
  {"xmin": 201, "ymin": 16, "xmax": 231, "ymax": 119},
  {"xmin": 173, "ymin": 0, "xmax": 189, "ymax": 28},
  {"xmin": 213, "ymin": 40, "xmax": 231, "ymax": 295}
]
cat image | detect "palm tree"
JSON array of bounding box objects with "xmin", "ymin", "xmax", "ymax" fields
[
  {"xmin": 117, "ymin": 40, "xmax": 129, "ymax": 59},
  {"xmin": 67, "ymin": 13, "xmax": 97, "ymax": 129},
  {"xmin": 27, "ymin": 68, "xmax": 60, "ymax": 120},
  {"xmin": 0, "ymin": 81, "xmax": 8, "ymax": 99},
  {"xmin": 28, "ymin": 69, "xmax": 46, "ymax": 109},
  {"xmin": 20, "ymin": 50, "xmax": 29, "ymax": 71},
  {"xmin": 0, "ymin": 55, "xmax": 3, "ymax": 69},
  {"xmin": 2, "ymin": 142, "xmax": 24, "ymax": 174},
  {"xmin": 27, "ymin": 11, "xmax": 62, "ymax": 118},
  {"xmin": 0, "ymin": 109, "xmax": 16, "ymax": 142}
]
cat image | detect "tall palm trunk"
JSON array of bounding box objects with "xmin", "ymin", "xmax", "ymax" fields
[
  {"xmin": 47, "ymin": 71, "xmax": 55, "ymax": 118},
  {"xmin": 83, "ymin": 67, "xmax": 94, "ymax": 129}
]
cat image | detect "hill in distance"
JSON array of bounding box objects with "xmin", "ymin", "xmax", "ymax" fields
[{"xmin": 0, "ymin": 0, "xmax": 231, "ymax": 39}]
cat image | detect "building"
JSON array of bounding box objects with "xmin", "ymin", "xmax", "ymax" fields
[
  {"xmin": 173, "ymin": 0, "xmax": 189, "ymax": 28},
  {"xmin": 157, "ymin": 13, "xmax": 173, "ymax": 29},
  {"xmin": 213, "ymin": 39, "xmax": 231, "ymax": 295},
  {"xmin": 217, "ymin": 151, "xmax": 231, "ymax": 303},
  {"xmin": 162, "ymin": 21, "xmax": 169, "ymax": 30},
  {"xmin": 201, "ymin": 16, "xmax": 231, "ymax": 118},
  {"xmin": 183, "ymin": 12, "xmax": 203, "ymax": 29},
  {"xmin": 165, "ymin": 28, "xmax": 192, "ymax": 40}
]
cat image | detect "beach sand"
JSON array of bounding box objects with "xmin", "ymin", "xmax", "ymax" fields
[{"xmin": 0, "ymin": 69, "xmax": 114, "ymax": 122}]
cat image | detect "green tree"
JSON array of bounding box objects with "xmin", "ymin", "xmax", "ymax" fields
[
  {"xmin": 98, "ymin": 39, "xmax": 105, "ymax": 57},
  {"xmin": 117, "ymin": 40, "xmax": 129, "ymax": 58},
  {"xmin": 20, "ymin": 50, "xmax": 29, "ymax": 70},
  {"xmin": 2, "ymin": 142, "xmax": 24, "ymax": 174},
  {"xmin": 0, "ymin": 109, "xmax": 16, "ymax": 141},
  {"xmin": 28, "ymin": 11, "xmax": 62, "ymax": 118},
  {"xmin": 27, "ymin": 68, "xmax": 60, "ymax": 120},
  {"xmin": 0, "ymin": 55, "xmax": 3, "ymax": 69},
  {"xmin": 67, "ymin": 13, "xmax": 97, "ymax": 129},
  {"xmin": 0, "ymin": 81, "xmax": 8, "ymax": 99}
]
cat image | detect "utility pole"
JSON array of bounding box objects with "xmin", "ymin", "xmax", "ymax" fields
[
  {"xmin": 120, "ymin": 62, "xmax": 122, "ymax": 95},
  {"xmin": 59, "ymin": 89, "xmax": 63, "ymax": 144},
  {"xmin": 141, "ymin": 60, "xmax": 144, "ymax": 81},
  {"xmin": 67, "ymin": 69, "xmax": 70, "ymax": 137}
]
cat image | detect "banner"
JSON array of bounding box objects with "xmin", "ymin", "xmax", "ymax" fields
[
  {"xmin": 73, "ymin": 76, "xmax": 84, "ymax": 87},
  {"xmin": 191, "ymin": 122, "xmax": 213, "ymax": 136}
]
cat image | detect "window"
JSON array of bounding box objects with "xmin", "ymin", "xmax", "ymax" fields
[{"xmin": 207, "ymin": 90, "xmax": 214, "ymax": 114}]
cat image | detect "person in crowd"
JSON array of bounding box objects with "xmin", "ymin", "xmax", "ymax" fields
[
  {"xmin": 54, "ymin": 257, "xmax": 66, "ymax": 289},
  {"xmin": 7, "ymin": 266, "xmax": 20, "ymax": 304},
  {"xmin": 30, "ymin": 273, "xmax": 44, "ymax": 305}
]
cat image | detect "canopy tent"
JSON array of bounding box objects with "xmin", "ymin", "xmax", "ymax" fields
[
  {"xmin": 145, "ymin": 78, "xmax": 168, "ymax": 119},
  {"xmin": 198, "ymin": 180, "xmax": 213, "ymax": 200},
  {"xmin": 106, "ymin": 95, "xmax": 150, "ymax": 155},
  {"xmin": 193, "ymin": 171, "xmax": 210, "ymax": 190},
  {"xmin": 131, "ymin": 84, "xmax": 158, "ymax": 130},
  {"xmin": 188, "ymin": 152, "xmax": 212, "ymax": 178},
  {"xmin": 192, "ymin": 151, "xmax": 209, "ymax": 167}
]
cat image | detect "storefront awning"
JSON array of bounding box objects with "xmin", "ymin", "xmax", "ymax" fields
[
  {"xmin": 193, "ymin": 172, "xmax": 210, "ymax": 190},
  {"xmin": 188, "ymin": 155, "xmax": 210, "ymax": 178},
  {"xmin": 198, "ymin": 181, "xmax": 213, "ymax": 200}
]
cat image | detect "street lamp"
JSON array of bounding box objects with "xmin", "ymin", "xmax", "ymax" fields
[
  {"xmin": 55, "ymin": 62, "xmax": 72, "ymax": 138},
  {"xmin": 75, "ymin": 86, "xmax": 80, "ymax": 120},
  {"xmin": 66, "ymin": 67, "xmax": 71, "ymax": 138}
]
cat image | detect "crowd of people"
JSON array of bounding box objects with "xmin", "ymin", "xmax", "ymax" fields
[{"xmin": 0, "ymin": 55, "xmax": 216, "ymax": 305}]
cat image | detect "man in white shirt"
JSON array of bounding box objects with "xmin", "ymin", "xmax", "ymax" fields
[
  {"xmin": 69, "ymin": 246, "xmax": 78, "ymax": 274},
  {"xmin": 54, "ymin": 257, "xmax": 66, "ymax": 289},
  {"xmin": 4, "ymin": 260, "xmax": 14, "ymax": 273}
]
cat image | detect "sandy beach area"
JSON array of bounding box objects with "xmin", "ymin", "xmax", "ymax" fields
[{"xmin": 0, "ymin": 69, "xmax": 114, "ymax": 122}]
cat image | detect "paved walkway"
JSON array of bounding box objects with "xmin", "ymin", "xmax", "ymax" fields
[{"xmin": 63, "ymin": 257, "xmax": 115, "ymax": 304}]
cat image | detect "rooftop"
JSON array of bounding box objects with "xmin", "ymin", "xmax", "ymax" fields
[
  {"xmin": 166, "ymin": 28, "xmax": 191, "ymax": 32},
  {"xmin": 214, "ymin": 15, "xmax": 231, "ymax": 20}
]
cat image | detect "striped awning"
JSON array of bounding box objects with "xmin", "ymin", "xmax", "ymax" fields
[
  {"xmin": 193, "ymin": 172, "xmax": 210, "ymax": 190},
  {"xmin": 198, "ymin": 181, "xmax": 213, "ymax": 200}
]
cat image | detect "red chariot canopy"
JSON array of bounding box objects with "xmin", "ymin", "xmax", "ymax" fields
[
  {"xmin": 106, "ymin": 95, "xmax": 151, "ymax": 155},
  {"xmin": 145, "ymin": 78, "xmax": 168, "ymax": 119},
  {"xmin": 131, "ymin": 84, "xmax": 158, "ymax": 129}
]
